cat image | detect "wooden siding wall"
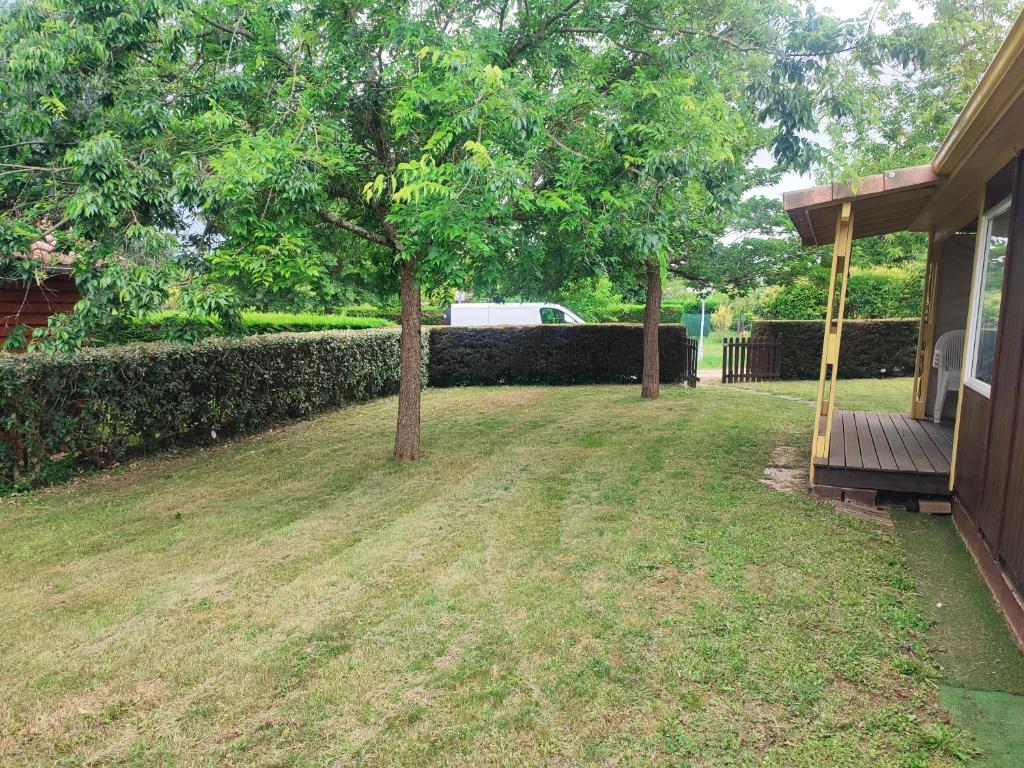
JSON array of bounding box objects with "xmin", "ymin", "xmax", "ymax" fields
[
  {"xmin": 955, "ymin": 389, "xmax": 991, "ymax": 518},
  {"xmin": 955, "ymin": 153, "xmax": 1024, "ymax": 594},
  {"xmin": 0, "ymin": 275, "xmax": 79, "ymax": 347},
  {"xmin": 926, "ymin": 235, "xmax": 974, "ymax": 417}
]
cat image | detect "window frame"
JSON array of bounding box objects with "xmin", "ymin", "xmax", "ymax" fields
[
  {"xmin": 539, "ymin": 306, "xmax": 567, "ymax": 324},
  {"xmin": 964, "ymin": 195, "xmax": 1013, "ymax": 398}
]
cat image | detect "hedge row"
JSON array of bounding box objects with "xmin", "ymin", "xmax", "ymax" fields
[
  {"xmin": 752, "ymin": 319, "xmax": 920, "ymax": 379},
  {"xmin": 3, "ymin": 324, "xmax": 689, "ymax": 490},
  {"xmin": 591, "ymin": 300, "xmax": 717, "ymax": 324},
  {"xmin": 335, "ymin": 302, "xmax": 714, "ymax": 326},
  {"xmin": 0, "ymin": 329, "xmax": 423, "ymax": 490},
  {"xmin": 759, "ymin": 269, "xmax": 923, "ymax": 320},
  {"xmin": 336, "ymin": 305, "xmax": 447, "ymax": 325},
  {"xmin": 429, "ymin": 324, "xmax": 688, "ymax": 386},
  {"xmin": 103, "ymin": 311, "xmax": 393, "ymax": 345}
]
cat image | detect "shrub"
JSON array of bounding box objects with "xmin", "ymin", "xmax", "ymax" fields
[
  {"xmin": 428, "ymin": 324, "xmax": 688, "ymax": 386},
  {"xmin": 711, "ymin": 302, "xmax": 736, "ymax": 334},
  {"xmin": 751, "ymin": 319, "xmax": 920, "ymax": 379},
  {"xmin": 759, "ymin": 266, "xmax": 924, "ymax": 320},
  {"xmin": 242, "ymin": 311, "xmax": 394, "ymax": 332},
  {"xmin": 591, "ymin": 302, "xmax": 688, "ymax": 323},
  {"xmin": 0, "ymin": 329, "xmax": 425, "ymax": 490},
  {"xmin": 337, "ymin": 305, "xmax": 446, "ymax": 325},
  {"xmin": 102, "ymin": 311, "xmax": 393, "ymax": 345},
  {"xmin": 556, "ymin": 276, "xmax": 623, "ymax": 322}
]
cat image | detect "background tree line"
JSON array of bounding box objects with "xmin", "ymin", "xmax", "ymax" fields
[{"xmin": 1, "ymin": 0, "xmax": 1019, "ymax": 458}]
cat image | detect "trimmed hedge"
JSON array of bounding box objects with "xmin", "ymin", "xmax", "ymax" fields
[
  {"xmin": 590, "ymin": 300, "xmax": 717, "ymax": 324},
  {"xmin": 337, "ymin": 305, "xmax": 446, "ymax": 325},
  {"xmin": 102, "ymin": 311, "xmax": 393, "ymax": 345},
  {"xmin": 4, "ymin": 323, "xmax": 690, "ymax": 490},
  {"xmin": 759, "ymin": 268, "xmax": 923, "ymax": 320},
  {"xmin": 428, "ymin": 324, "xmax": 688, "ymax": 386},
  {"xmin": 752, "ymin": 319, "xmax": 920, "ymax": 379},
  {"xmin": 0, "ymin": 329, "xmax": 423, "ymax": 490}
]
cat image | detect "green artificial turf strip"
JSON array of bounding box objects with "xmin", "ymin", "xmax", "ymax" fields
[
  {"xmin": 0, "ymin": 385, "xmax": 968, "ymax": 766},
  {"xmin": 939, "ymin": 687, "xmax": 1024, "ymax": 768},
  {"xmin": 890, "ymin": 509, "xmax": 1024, "ymax": 695},
  {"xmin": 891, "ymin": 508, "xmax": 1024, "ymax": 767}
]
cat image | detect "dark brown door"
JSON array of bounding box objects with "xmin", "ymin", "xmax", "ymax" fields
[{"xmin": 955, "ymin": 389, "xmax": 991, "ymax": 526}]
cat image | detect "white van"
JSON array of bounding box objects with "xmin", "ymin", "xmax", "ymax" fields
[{"xmin": 445, "ymin": 302, "xmax": 585, "ymax": 326}]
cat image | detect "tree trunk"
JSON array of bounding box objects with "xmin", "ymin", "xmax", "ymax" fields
[
  {"xmin": 640, "ymin": 260, "xmax": 662, "ymax": 399},
  {"xmin": 394, "ymin": 257, "xmax": 422, "ymax": 461}
]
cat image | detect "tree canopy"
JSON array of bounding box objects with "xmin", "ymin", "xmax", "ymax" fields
[{"xmin": 2, "ymin": 0, "xmax": 1008, "ymax": 452}]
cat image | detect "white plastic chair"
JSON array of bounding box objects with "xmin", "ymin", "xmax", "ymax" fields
[{"xmin": 932, "ymin": 330, "xmax": 964, "ymax": 423}]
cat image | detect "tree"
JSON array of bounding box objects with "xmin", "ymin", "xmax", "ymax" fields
[
  {"xmin": 0, "ymin": 0, "xmax": 243, "ymax": 350},
  {"xmin": 177, "ymin": 1, "xmax": 567, "ymax": 460},
  {"xmin": 468, "ymin": 4, "xmax": 767, "ymax": 399},
  {"xmin": 502, "ymin": 2, "xmax": 930, "ymax": 399},
  {"xmin": 825, "ymin": 0, "xmax": 1020, "ymax": 176},
  {"xmin": 819, "ymin": 0, "xmax": 1021, "ymax": 266},
  {"xmin": 3, "ymin": 0, "xmax": 563, "ymax": 459},
  {"xmin": 697, "ymin": 195, "xmax": 826, "ymax": 293},
  {"xmin": 1, "ymin": 0, "xmax": 941, "ymax": 457}
]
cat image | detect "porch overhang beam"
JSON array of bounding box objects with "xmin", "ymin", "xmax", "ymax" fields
[{"xmin": 783, "ymin": 165, "xmax": 943, "ymax": 247}]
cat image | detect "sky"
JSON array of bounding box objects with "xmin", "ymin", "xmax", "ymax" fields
[{"xmin": 747, "ymin": 0, "xmax": 935, "ymax": 200}]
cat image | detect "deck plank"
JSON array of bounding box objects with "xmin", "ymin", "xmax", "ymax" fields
[
  {"xmin": 904, "ymin": 417, "xmax": 951, "ymax": 473},
  {"xmin": 829, "ymin": 409, "xmax": 846, "ymax": 467},
  {"xmin": 855, "ymin": 411, "xmax": 881, "ymax": 470},
  {"xmin": 819, "ymin": 410, "xmax": 951, "ymax": 494},
  {"xmin": 919, "ymin": 419, "xmax": 954, "ymax": 449},
  {"xmin": 889, "ymin": 414, "xmax": 937, "ymax": 473},
  {"xmin": 866, "ymin": 412, "xmax": 900, "ymax": 471},
  {"xmin": 842, "ymin": 411, "xmax": 862, "ymax": 468},
  {"xmin": 879, "ymin": 413, "xmax": 917, "ymax": 472}
]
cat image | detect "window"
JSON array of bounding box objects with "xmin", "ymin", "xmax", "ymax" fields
[
  {"xmin": 540, "ymin": 307, "xmax": 566, "ymax": 324},
  {"xmin": 965, "ymin": 197, "xmax": 1012, "ymax": 396}
]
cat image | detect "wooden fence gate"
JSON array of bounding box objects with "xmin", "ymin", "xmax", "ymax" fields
[
  {"xmin": 722, "ymin": 336, "xmax": 782, "ymax": 383},
  {"xmin": 682, "ymin": 337, "xmax": 699, "ymax": 387}
]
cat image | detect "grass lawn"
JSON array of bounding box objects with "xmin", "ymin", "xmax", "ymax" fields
[
  {"xmin": 735, "ymin": 376, "xmax": 917, "ymax": 413},
  {"xmin": 0, "ymin": 384, "xmax": 968, "ymax": 766},
  {"xmin": 891, "ymin": 511, "xmax": 1024, "ymax": 768},
  {"xmin": 693, "ymin": 331, "xmax": 733, "ymax": 370}
]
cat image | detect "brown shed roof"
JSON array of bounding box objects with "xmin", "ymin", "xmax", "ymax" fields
[{"xmin": 22, "ymin": 233, "xmax": 75, "ymax": 268}]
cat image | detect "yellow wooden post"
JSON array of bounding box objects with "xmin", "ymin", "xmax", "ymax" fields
[
  {"xmin": 810, "ymin": 203, "xmax": 854, "ymax": 484},
  {"xmin": 949, "ymin": 195, "xmax": 987, "ymax": 491},
  {"xmin": 911, "ymin": 234, "xmax": 940, "ymax": 420}
]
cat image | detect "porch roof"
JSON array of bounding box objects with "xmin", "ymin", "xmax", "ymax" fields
[
  {"xmin": 782, "ymin": 165, "xmax": 943, "ymax": 247},
  {"xmin": 783, "ymin": 8, "xmax": 1024, "ymax": 247}
]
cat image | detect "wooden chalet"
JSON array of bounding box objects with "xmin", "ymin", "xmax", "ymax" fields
[
  {"xmin": 1, "ymin": 234, "xmax": 79, "ymax": 348},
  {"xmin": 784, "ymin": 9, "xmax": 1024, "ymax": 646}
]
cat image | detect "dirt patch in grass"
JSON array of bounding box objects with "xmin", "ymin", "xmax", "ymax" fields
[
  {"xmin": 758, "ymin": 445, "xmax": 807, "ymax": 494},
  {"xmin": 639, "ymin": 564, "xmax": 731, "ymax": 611}
]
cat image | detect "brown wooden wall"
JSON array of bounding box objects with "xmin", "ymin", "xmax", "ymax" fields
[
  {"xmin": 0, "ymin": 274, "xmax": 79, "ymax": 348},
  {"xmin": 954, "ymin": 153, "xmax": 1024, "ymax": 595}
]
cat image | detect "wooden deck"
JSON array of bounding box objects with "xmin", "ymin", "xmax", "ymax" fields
[{"xmin": 813, "ymin": 410, "xmax": 953, "ymax": 495}]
